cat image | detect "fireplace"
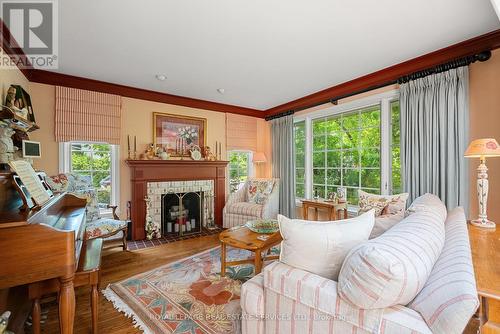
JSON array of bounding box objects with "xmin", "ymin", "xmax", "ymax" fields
[
  {"xmin": 146, "ymin": 180, "xmax": 215, "ymax": 238},
  {"xmin": 162, "ymin": 191, "xmax": 203, "ymax": 235},
  {"xmin": 126, "ymin": 160, "xmax": 228, "ymax": 240}
]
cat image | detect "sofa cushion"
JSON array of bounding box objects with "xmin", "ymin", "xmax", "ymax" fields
[
  {"xmin": 247, "ymin": 179, "xmax": 275, "ymax": 205},
  {"xmin": 408, "ymin": 207, "xmax": 479, "ymax": 334},
  {"xmin": 278, "ymin": 210, "xmax": 375, "ymax": 280},
  {"xmin": 405, "ymin": 193, "xmax": 447, "ymax": 220},
  {"xmin": 338, "ymin": 193, "xmax": 446, "ymax": 309},
  {"xmin": 358, "ymin": 190, "xmax": 409, "ymax": 216},
  {"xmin": 226, "ymin": 202, "xmax": 263, "ymax": 217}
]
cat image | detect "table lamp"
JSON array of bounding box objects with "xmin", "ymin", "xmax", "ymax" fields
[{"xmin": 464, "ymin": 138, "xmax": 500, "ymax": 229}]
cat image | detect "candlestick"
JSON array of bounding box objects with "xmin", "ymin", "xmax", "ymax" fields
[
  {"xmin": 134, "ymin": 136, "xmax": 137, "ymax": 159},
  {"xmin": 127, "ymin": 135, "xmax": 131, "ymax": 159},
  {"xmin": 215, "ymin": 141, "xmax": 218, "ymax": 160},
  {"xmin": 219, "ymin": 142, "xmax": 222, "ymax": 160}
]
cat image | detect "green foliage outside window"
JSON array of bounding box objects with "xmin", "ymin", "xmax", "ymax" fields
[
  {"xmin": 229, "ymin": 151, "xmax": 250, "ymax": 193},
  {"xmin": 71, "ymin": 143, "xmax": 112, "ymax": 207},
  {"xmin": 391, "ymin": 101, "xmax": 402, "ymax": 194},
  {"xmin": 294, "ymin": 121, "xmax": 306, "ymax": 198},
  {"xmin": 312, "ymin": 105, "xmax": 381, "ymax": 205}
]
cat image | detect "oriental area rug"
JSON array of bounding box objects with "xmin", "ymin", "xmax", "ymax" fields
[{"xmin": 103, "ymin": 246, "xmax": 276, "ymax": 334}]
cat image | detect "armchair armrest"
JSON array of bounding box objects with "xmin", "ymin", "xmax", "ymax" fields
[
  {"xmin": 263, "ymin": 262, "xmax": 383, "ymax": 333},
  {"xmin": 225, "ymin": 185, "xmax": 246, "ymax": 206},
  {"xmin": 262, "ymin": 182, "xmax": 279, "ymax": 219},
  {"xmin": 107, "ymin": 204, "xmax": 119, "ymax": 220}
]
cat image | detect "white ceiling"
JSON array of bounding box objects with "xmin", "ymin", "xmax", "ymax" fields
[{"xmin": 52, "ymin": 0, "xmax": 500, "ymax": 110}]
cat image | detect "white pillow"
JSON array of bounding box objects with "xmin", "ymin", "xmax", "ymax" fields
[{"xmin": 278, "ymin": 210, "xmax": 375, "ymax": 280}]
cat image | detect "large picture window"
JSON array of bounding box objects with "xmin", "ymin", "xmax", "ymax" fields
[
  {"xmin": 294, "ymin": 91, "xmax": 400, "ymax": 206},
  {"xmin": 311, "ymin": 105, "xmax": 381, "ymax": 204}
]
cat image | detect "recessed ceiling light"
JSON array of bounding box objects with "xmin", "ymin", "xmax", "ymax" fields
[
  {"xmin": 156, "ymin": 74, "xmax": 167, "ymax": 81},
  {"xmin": 217, "ymin": 88, "xmax": 225, "ymax": 94}
]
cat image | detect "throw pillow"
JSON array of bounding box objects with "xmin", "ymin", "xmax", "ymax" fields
[
  {"xmin": 338, "ymin": 193, "xmax": 447, "ymax": 309},
  {"xmin": 358, "ymin": 190, "xmax": 409, "ymax": 216},
  {"xmin": 46, "ymin": 173, "xmax": 71, "ymax": 193},
  {"xmin": 369, "ymin": 214, "xmax": 405, "ymax": 239},
  {"xmin": 247, "ymin": 179, "xmax": 275, "ymax": 205},
  {"xmin": 278, "ymin": 210, "xmax": 375, "ymax": 280}
]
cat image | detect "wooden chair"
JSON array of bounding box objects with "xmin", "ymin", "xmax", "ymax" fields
[{"xmin": 29, "ymin": 238, "xmax": 103, "ymax": 334}]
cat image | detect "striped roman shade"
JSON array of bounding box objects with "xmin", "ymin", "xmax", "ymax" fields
[
  {"xmin": 55, "ymin": 86, "xmax": 122, "ymax": 145},
  {"xmin": 226, "ymin": 113, "xmax": 257, "ymax": 151}
]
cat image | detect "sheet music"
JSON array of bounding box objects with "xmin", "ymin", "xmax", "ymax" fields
[{"xmin": 8, "ymin": 160, "xmax": 51, "ymax": 205}]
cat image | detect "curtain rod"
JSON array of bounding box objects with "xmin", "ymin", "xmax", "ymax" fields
[
  {"xmin": 265, "ymin": 50, "xmax": 491, "ymax": 121},
  {"xmin": 264, "ymin": 109, "xmax": 295, "ymax": 121}
]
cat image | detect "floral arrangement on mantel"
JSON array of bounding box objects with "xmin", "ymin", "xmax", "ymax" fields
[{"xmin": 178, "ymin": 126, "xmax": 198, "ymax": 145}]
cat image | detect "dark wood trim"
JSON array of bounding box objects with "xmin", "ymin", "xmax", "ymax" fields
[
  {"xmin": 265, "ymin": 29, "xmax": 500, "ymax": 117},
  {"xmin": 0, "ymin": 19, "xmax": 33, "ymax": 80},
  {"xmin": 28, "ymin": 69, "xmax": 264, "ymax": 117}
]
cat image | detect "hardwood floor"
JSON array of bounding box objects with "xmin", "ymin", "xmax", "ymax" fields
[
  {"xmin": 37, "ymin": 234, "xmax": 480, "ymax": 334},
  {"xmin": 39, "ymin": 235, "xmax": 220, "ymax": 334}
]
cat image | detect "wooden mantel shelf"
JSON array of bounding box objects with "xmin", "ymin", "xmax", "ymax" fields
[
  {"xmin": 125, "ymin": 159, "xmax": 229, "ymax": 240},
  {"xmin": 125, "ymin": 159, "xmax": 229, "ymax": 166}
]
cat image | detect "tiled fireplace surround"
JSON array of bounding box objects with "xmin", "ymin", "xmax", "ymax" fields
[{"xmin": 146, "ymin": 180, "xmax": 215, "ymax": 236}]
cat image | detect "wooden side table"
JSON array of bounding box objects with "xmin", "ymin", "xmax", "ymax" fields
[
  {"xmin": 219, "ymin": 226, "xmax": 282, "ymax": 276},
  {"xmin": 468, "ymin": 223, "xmax": 500, "ymax": 334},
  {"xmin": 301, "ymin": 199, "xmax": 348, "ymax": 221}
]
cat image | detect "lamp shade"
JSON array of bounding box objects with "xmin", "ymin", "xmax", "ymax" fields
[
  {"xmin": 253, "ymin": 152, "xmax": 267, "ymax": 163},
  {"xmin": 464, "ymin": 138, "xmax": 500, "ymax": 158}
]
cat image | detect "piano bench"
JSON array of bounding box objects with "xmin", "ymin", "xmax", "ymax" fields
[{"xmin": 29, "ymin": 238, "xmax": 104, "ymax": 334}]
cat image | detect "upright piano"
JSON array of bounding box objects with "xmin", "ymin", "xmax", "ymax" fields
[{"xmin": 0, "ymin": 172, "xmax": 86, "ymax": 334}]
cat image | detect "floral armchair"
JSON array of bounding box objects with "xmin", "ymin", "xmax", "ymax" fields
[
  {"xmin": 223, "ymin": 178, "xmax": 279, "ymax": 228},
  {"xmin": 46, "ymin": 173, "xmax": 128, "ymax": 250}
]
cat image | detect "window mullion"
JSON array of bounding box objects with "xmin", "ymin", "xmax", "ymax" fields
[
  {"xmin": 381, "ymin": 98, "xmax": 391, "ymax": 195},
  {"xmin": 304, "ymin": 117, "xmax": 312, "ymax": 199}
]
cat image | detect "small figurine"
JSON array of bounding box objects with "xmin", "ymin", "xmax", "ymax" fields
[
  {"xmin": 202, "ymin": 146, "xmax": 216, "ymax": 161},
  {"xmin": 145, "ymin": 144, "xmax": 156, "ymax": 160}
]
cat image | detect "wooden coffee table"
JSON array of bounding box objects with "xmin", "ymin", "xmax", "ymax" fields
[{"xmin": 219, "ymin": 226, "xmax": 282, "ymax": 276}]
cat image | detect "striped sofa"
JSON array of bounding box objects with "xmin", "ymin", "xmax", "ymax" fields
[{"xmin": 241, "ymin": 197, "xmax": 478, "ymax": 334}]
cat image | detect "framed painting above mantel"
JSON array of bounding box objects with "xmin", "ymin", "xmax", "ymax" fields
[{"xmin": 153, "ymin": 112, "xmax": 206, "ymax": 157}]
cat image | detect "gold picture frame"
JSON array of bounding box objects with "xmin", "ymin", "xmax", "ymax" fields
[{"xmin": 153, "ymin": 112, "xmax": 207, "ymax": 157}]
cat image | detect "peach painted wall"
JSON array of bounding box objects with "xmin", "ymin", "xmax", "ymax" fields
[
  {"xmin": 469, "ymin": 49, "xmax": 500, "ymax": 223},
  {"xmin": 25, "ymin": 82, "xmax": 270, "ymax": 217}
]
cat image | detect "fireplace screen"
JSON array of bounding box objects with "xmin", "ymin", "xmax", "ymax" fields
[{"xmin": 161, "ymin": 191, "xmax": 203, "ymax": 236}]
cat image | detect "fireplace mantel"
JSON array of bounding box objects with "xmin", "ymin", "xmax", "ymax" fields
[{"xmin": 126, "ymin": 159, "xmax": 229, "ymax": 240}]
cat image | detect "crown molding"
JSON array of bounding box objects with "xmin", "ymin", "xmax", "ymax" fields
[{"xmin": 264, "ymin": 29, "xmax": 500, "ymax": 117}]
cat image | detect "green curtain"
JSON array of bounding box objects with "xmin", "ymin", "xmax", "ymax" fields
[
  {"xmin": 271, "ymin": 114, "xmax": 296, "ymax": 217},
  {"xmin": 400, "ymin": 66, "xmax": 469, "ymax": 210}
]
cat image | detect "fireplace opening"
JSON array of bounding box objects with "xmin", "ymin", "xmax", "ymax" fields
[{"xmin": 161, "ymin": 191, "xmax": 204, "ymax": 236}]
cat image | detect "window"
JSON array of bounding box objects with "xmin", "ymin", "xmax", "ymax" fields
[
  {"xmin": 60, "ymin": 142, "xmax": 119, "ymax": 212},
  {"xmin": 294, "ymin": 121, "xmax": 306, "ymax": 198},
  {"xmin": 228, "ymin": 151, "xmax": 252, "ymax": 193},
  {"xmin": 294, "ymin": 90, "xmax": 401, "ymax": 206},
  {"xmin": 311, "ymin": 106, "xmax": 381, "ymax": 204},
  {"xmin": 390, "ymin": 101, "xmax": 402, "ymax": 194}
]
